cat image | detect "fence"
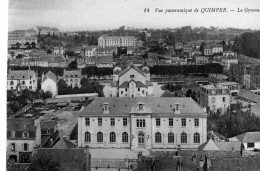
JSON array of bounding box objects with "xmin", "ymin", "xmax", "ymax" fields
[{"xmin": 91, "ymin": 158, "xmax": 137, "ymax": 169}]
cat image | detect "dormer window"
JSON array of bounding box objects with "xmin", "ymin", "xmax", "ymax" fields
[
  {"xmin": 103, "ymin": 102, "xmax": 109, "ymax": 114},
  {"xmin": 22, "ymin": 131, "xmax": 29, "ymax": 138},
  {"xmin": 174, "ymin": 103, "xmax": 180, "ymax": 114},
  {"xmin": 11, "ymin": 131, "xmax": 16, "ymax": 138},
  {"xmin": 138, "ymin": 104, "xmax": 144, "ymax": 110}
]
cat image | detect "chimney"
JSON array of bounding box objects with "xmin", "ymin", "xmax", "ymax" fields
[
  {"xmin": 103, "ymin": 102, "xmax": 109, "ymax": 114},
  {"xmin": 174, "ymin": 103, "xmax": 180, "ymax": 114}
]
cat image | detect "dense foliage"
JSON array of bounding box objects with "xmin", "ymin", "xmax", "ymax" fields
[
  {"xmin": 150, "ymin": 63, "xmax": 223, "ymax": 76},
  {"xmin": 232, "ymin": 31, "xmax": 260, "ymax": 59},
  {"xmin": 57, "ymin": 78, "xmax": 104, "ymax": 97},
  {"xmin": 207, "ymin": 103, "xmax": 260, "ymax": 138}
]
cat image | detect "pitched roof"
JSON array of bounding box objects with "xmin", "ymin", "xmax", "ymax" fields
[
  {"xmin": 238, "ymin": 90, "xmax": 260, "ymax": 103},
  {"xmin": 52, "ymin": 137, "xmax": 77, "ymax": 149},
  {"xmin": 37, "ymin": 148, "xmax": 88, "ymax": 171},
  {"xmin": 40, "ymin": 120, "xmax": 57, "ymax": 129},
  {"xmin": 215, "ymin": 141, "xmax": 241, "ymax": 151},
  {"xmin": 118, "ymin": 64, "xmax": 145, "ymax": 78},
  {"xmin": 198, "ymin": 139, "xmax": 220, "ymax": 151},
  {"xmin": 118, "ymin": 81, "xmax": 129, "ymax": 88},
  {"xmin": 63, "ymin": 70, "xmax": 82, "ymax": 77},
  {"xmin": 42, "ymin": 71, "xmax": 57, "ymax": 82},
  {"xmin": 236, "ymin": 132, "xmax": 260, "ymax": 143},
  {"xmin": 7, "ymin": 70, "xmax": 36, "ymax": 80},
  {"xmin": 136, "ymin": 81, "xmax": 146, "ymax": 87},
  {"xmin": 77, "ymin": 97, "xmax": 207, "ymax": 116},
  {"xmin": 7, "ymin": 118, "xmax": 36, "ymax": 139},
  {"xmin": 96, "ymin": 56, "xmax": 113, "ymax": 64},
  {"xmin": 161, "ymin": 90, "xmax": 175, "ymax": 97}
]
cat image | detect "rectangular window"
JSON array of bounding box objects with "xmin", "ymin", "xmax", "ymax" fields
[
  {"xmin": 125, "ymin": 88, "xmax": 127, "ymax": 92},
  {"xmin": 138, "ymin": 88, "xmax": 140, "ymax": 91},
  {"xmin": 169, "ymin": 118, "xmax": 173, "ymax": 126},
  {"xmin": 223, "ymin": 97, "xmax": 226, "ymax": 102},
  {"xmin": 136, "ymin": 119, "xmax": 145, "ymax": 128},
  {"xmin": 142, "ymin": 90, "xmax": 144, "ymax": 94},
  {"xmin": 182, "ymin": 118, "xmax": 186, "ymax": 127},
  {"xmin": 247, "ymin": 143, "xmax": 254, "ymax": 148},
  {"xmin": 11, "ymin": 143, "xmax": 15, "ymax": 151},
  {"xmin": 24, "ymin": 143, "xmax": 29, "ymax": 151},
  {"xmin": 156, "ymin": 118, "xmax": 160, "ymax": 126},
  {"xmin": 22, "ymin": 81, "xmax": 25, "ymax": 85},
  {"xmin": 195, "ymin": 118, "xmax": 199, "ymax": 127},
  {"xmin": 111, "ymin": 118, "xmax": 115, "ymax": 126},
  {"xmin": 85, "ymin": 118, "xmax": 90, "ymax": 126},
  {"xmin": 30, "ymin": 81, "xmax": 32, "ymax": 84},
  {"xmin": 121, "ymin": 91, "xmax": 123, "ymax": 94},
  {"xmin": 123, "ymin": 118, "xmax": 127, "ymax": 126},
  {"xmin": 98, "ymin": 118, "xmax": 102, "ymax": 126},
  {"xmin": 29, "ymin": 86, "xmax": 32, "ymax": 89}
]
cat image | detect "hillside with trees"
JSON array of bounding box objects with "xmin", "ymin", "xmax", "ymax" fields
[{"xmin": 232, "ymin": 31, "xmax": 260, "ymax": 59}]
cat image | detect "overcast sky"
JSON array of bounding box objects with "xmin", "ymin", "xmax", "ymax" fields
[{"xmin": 8, "ymin": 0, "xmax": 260, "ymax": 31}]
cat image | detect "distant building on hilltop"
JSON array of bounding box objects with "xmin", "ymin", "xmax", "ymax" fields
[
  {"xmin": 98, "ymin": 36, "xmax": 136, "ymax": 48},
  {"xmin": 33, "ymin": 26, "xmax": 59, "ymax": 35}
]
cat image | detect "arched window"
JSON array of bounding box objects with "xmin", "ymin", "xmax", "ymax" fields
[
  {"xmin": 110, "ymin": 132, "xmax": 116, "ymax": 142},
  {"xmin": 122, "ymin": 132, "xmax": 128, "ymax": 143},
  {"xmin": 168, "ymin": 132, "xmax": 174, "ymax": 143},
  {"xmin": 85, "ymin": 132, "xmax": 91, "ymax": 142},
  {"xmin": 97, "ymin": 132, "xmax": 103, "ymax": 142},
  {"xmin": 155, "ymin": 132, "xmax": 161, "ymax": 143},
  {"xmin": 194, "ymin": 133, "xmax": 200, "ymax": 143},
  {"xmin": 181, "ymin": 132, "xmax": 187, "ymax": 144}
]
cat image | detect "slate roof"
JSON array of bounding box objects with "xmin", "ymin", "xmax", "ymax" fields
[
  {"xmin": 118, "ymin": 64, "xmax": 145, "ymax": 78},
  {"xmin": 118, "ymin": 81, "xmax": 129, "ymax": 88},
  {"xmin": 146, "ymin": 80, "xmax": 153, "ymax": 86},
  {"xmin": 161, "ymin": 90, "xmax": 175, "ymax": 97},
  {"xmin": 236, "ymin": 132, "xmax": 260, "ymax": 143},
  {"xmin": 198, "ymin": 139, "xmax": 220, "ymax": 151},
  {"xmin": 40, "ymin": 120, "xmax": 57, "ymax": 129},
  {"xmin": 118, "ymin": 80, "xmax": 147, "ymax": 88},
  {"xmin": 215, "ymin": 141, "xmax": 241, "ymax": 151},
  {"xmin": 52, "ymin": 137, "xmax": 77, "ymax": 149},
  {"xmin": 37, "ymin": 148, "xmax": 88, "ymax": 171},
  {"xmin": 7, "ymin": 118, "xmax": 36, "ymax": 139},
  {"xmin": 77, "ymin": 97, "xmax": 207, "ymax": 116},
  {"xmin": 7, "ymin": 70, "xmax": 36, "ymax": 80},
  {"xmin": 42, "ymin": 71, "xmax": 57, "ymax": 82},
  {"xmin": 238, "ymin": 90, "xmax": 260, "ymax": 103},
  {"xmin": 96, "ymin": 56, "xmax": 113, "ymax": 64}
]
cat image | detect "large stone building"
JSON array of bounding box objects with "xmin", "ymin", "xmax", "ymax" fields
[
  {"xmin": 8, "ymin": 36, "xmax": 38, "ymax": 48},
  {"xmin": 76, "ymin": 97, "xmax": 207, "ymax": 155},
  {"xmin": 7, "ymin": 69, "xmax": 38, "ymax": 92},
  {"xmin": 199, "ymin": 84, "xmax": 230, "ymax": 113},
  {"xmin": 98, "ymin": 36, "xmax": 136, "ymax": 48},
  {"xmin": 111, "ymin": 64, "xmax": 153, "ymax": 97}
]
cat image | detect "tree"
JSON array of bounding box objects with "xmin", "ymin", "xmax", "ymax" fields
[
  {"xmin": 41, "ymin": 91, "xmax": 52, "ymax": 99},
  {"xmin": 7, "ymin": 90, "xmax": 16, "ymax": 101},
  {"xmin": 47, "ymin": 49, "xmax": 52, "ymax": 54},
  {"xmin": 28, "ymin": 152, "xmax": 60, "ymax": 171},
  {"xmin": 31, "ymin": 42, "xmax": 36, "ymax": 49},
  {"xmin": 57, "ymin": 79, "xmax": 68, "ymax": 95},
  {"xmin": 73, "ymin": 86, "xmax": 80, "ymax": 94},
  {"xmin": 185, "ymin": 89, "xmax": 192, "ymax": 97},
  {"xmin": 91, "ymin": 81, "xmax": 104, "ymax": 97},
  {"xmin": 80, "ymin": 77, "xmax": 89, "ymax": 86},
  {"xmin": 15, "ymin": 42, "xmax": 21, "ymax": 49}
]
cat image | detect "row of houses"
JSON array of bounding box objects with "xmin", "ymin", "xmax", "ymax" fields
[{"xmin": 7, "ymin": 69, "xmax": 87, "ymax": 96}]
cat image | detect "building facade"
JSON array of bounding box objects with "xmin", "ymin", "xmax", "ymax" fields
[
  {"xmin": 199, "ymin": 84, "xmax": 230, "ymax": 112},
  {"xmin": 77, "ymin": 97, "xmax": 207, "ymax": 154},
  {"xmin": 111, "ymin": 64, "xmax": 153, "ymax": 97},
  {"xmin": 98, "ymin": 36, "xmax": 136, "ymax": 48},
  {"xmin": 7, "ymin": 118, "xmax": 40, "ymax": 163},
  {"xmin": 41, "ymin": 71, "xmax": 58, "ymax": 96},
  {"xmin": 7, "ymin": 70, "xmax": 38, "ymax": 92},
  {"xmin": 58, "ymin": 69, "xmax": 82, "ymax": 88}
]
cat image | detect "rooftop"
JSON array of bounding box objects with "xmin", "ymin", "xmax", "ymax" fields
[
  {"xmin": 7, "ymin": 70, "xmax": 36, "ymax": 80},
  {"xmin": 76, "ymin": 97, "xmax": 207, "ymax": 116},
  {"xmin": 236, "ymin": 132, "xmax": 260, "ymax": 143}
]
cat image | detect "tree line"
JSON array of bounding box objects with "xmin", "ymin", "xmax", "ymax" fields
[{"xmin": 232, "ymin": 31, "xmax": 260, "ymax": 59}]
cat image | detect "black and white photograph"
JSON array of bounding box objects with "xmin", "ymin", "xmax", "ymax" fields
[{"xmin": 3, "ymin": 0, "xmax": 260, "ymax": 170}]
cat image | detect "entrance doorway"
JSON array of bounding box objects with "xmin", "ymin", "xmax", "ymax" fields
[{"xmin": 138, "ymin": 132, "xmax": 145, "ymax": 148}]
